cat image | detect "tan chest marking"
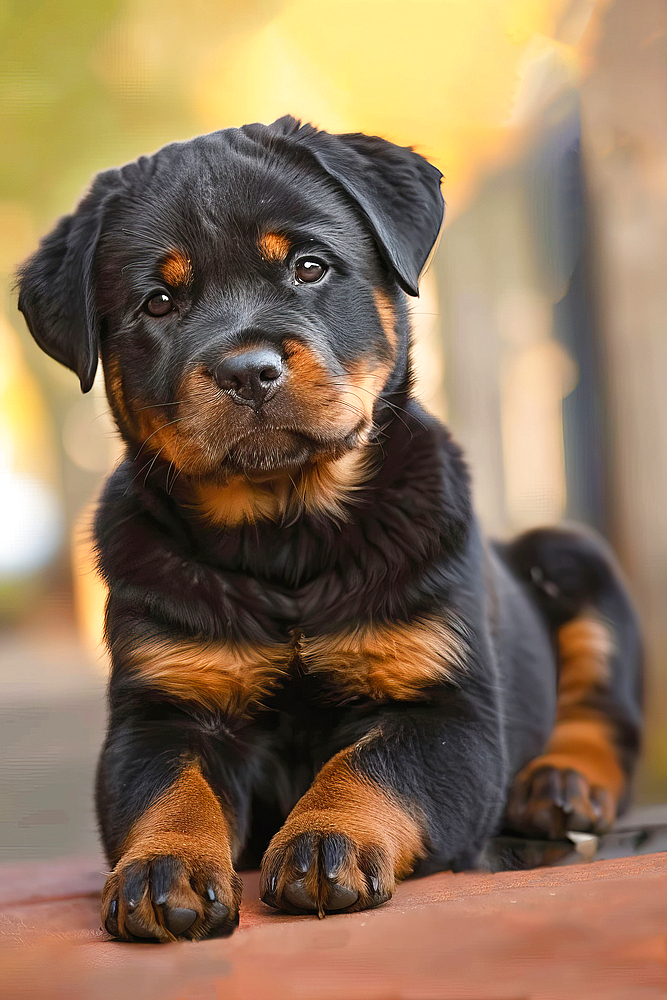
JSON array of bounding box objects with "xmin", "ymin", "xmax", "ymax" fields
[
  {"xmin": 127, "ymin": 637, "xmax": 292, "ymax": 716},
  {"xmin": 189, "ymin": 449, "xmax": 372, "ymax": 527},
  {"xmin": 125, "ymin": 615, "xmax": 466, "ymax": 715},
  {"xmin": 299, "ymin": 616, "xmax": 468, "ymax": 701}
]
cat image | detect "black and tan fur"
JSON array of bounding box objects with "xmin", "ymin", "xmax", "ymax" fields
[{"xmin": 17, "ymin": 116, "xmax": 642, "ymax": 941}]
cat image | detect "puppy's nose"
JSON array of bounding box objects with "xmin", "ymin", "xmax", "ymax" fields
[{"xmin": 213, "ymin": 348, "xmax": 284, "ymax": 410}]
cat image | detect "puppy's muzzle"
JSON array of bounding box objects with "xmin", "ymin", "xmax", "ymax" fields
[{"xmin": 213, "ymin": 347, "xmax": 284, "ymax": 411}]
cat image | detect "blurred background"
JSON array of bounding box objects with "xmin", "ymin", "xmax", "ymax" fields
[{"xmin": 1, "ymin": 0, "xmax": 666, "ymax": 863}]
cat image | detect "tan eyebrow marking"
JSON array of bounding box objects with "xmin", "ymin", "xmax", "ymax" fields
[
  {"xmin": 258, "ymin": 232, "xmax": 291, "ymax": 263},
  {"xmin": 160, "ymin": 249, "xmax": 193, "ymax": 287}
]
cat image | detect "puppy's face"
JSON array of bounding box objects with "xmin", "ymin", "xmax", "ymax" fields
[
  {"xmin": 96, "ymin": 142, "xmax": 397, "ymax": 478},
  {"xmin": 18, "ymin": 117, "xmax": 444, "ymax": 486}
]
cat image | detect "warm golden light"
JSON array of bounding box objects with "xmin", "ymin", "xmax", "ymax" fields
[{"xmin": 194, "ymin": 0, "xmax": 595, "ymax": 216}]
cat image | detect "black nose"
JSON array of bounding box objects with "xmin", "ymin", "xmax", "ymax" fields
[{"xmin": 213, "ymin": 348, "xmax": 284, "ymax": 410}]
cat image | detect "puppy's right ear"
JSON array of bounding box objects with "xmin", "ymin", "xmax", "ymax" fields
[{"xmin": 17, "ymin": 170, "xmax": 121, "ymax": 393}]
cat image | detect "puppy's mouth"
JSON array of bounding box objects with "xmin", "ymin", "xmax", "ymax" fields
[
  {"xmin": 222, "ymin": 417, "xmax": 368, "ymax": 452},
  {"xmin": 112, "ymin": 337, "xmax": 392, "ymax": 484},
  {"xmin": 166, "ymin": 355, "xmax": 383, "ymax": 478},
  {"xmin": 182, "ymin": 415, "xmax": 371, "ymax": 478}
]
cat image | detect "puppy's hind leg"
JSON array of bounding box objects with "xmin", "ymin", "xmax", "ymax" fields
[{"xmin": 503, "ymin": 527, "xmax": 642, "ymax": 838}]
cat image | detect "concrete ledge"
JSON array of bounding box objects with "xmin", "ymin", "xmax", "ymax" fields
[{"xmin": 1, "ymin": 852, "xmax": 667, "ymax": 999}]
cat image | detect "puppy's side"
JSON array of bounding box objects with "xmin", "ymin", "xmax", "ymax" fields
[{"xmin": 18, "ymin": 116, "xmax": 642, "ymax": 941}]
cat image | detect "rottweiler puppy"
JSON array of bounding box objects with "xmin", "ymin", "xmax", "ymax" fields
[{"xmin": 18, "ymin": 116, "xmax": 642, "ymax": 941}]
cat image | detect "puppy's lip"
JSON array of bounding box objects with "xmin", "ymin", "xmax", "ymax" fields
[{"xmin": 215, "ymin": 419, "xmax": 368, "ymax": 450}]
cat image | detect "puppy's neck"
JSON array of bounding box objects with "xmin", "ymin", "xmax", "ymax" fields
[{"xmin": 182, "ymin": 447, "xmax": 375, "ymax": 529}]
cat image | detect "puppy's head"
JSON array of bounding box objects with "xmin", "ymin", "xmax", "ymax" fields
[{"xmin": 18, "ymin": 117, "xmax": 443, "ymax": 493}]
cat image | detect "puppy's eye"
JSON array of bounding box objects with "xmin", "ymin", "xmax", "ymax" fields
[
  {"xmin": 144, "ymin": 292, "xmax": 173, "ymax": 316},
  {"xmin": 294, "ymin": 258, "xmax": 327, "ymax": 284}
]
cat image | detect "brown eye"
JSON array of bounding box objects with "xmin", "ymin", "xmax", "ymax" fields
[
  {"xmin": 294, "ymin": 258, "xmax": 326, "ymax": 283},
  {"xmin": 144, "ymin": 292, "xmax": 173, "ymax": 316}
]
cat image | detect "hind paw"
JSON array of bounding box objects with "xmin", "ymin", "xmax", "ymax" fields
[{"xmin": 505, "ymin": 764, "xmax": 617, "ymax": 839}]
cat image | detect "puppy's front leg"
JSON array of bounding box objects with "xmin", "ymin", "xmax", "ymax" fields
[
  {"xmin": 99, "ymin": 745, "xmax": 242, "ymax": 941},
  {"xmin": 260, "ymin": 709, "xmax": 505, "ymax": 915},
  {"xmin": 95, "ymin": 606, "xmax": 267, "ymax": 940},
  {"xmin": 261, "ymin": 746, "xmax": 424, "ymax": 915}
]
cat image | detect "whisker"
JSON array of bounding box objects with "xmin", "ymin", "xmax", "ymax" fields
[
  {"xmin": 325, "ymin": 380, "xmax": 429, "ymax": 433},
  {"xmin": 125, "ymin": 454, "xmax": 162, "ymax": 493},
  {"xmin": 133, "ymin": 417, "xmax": 184, "ymax": 460},
  {"xmin": 143, "ymin": 444, "xmax": 169, "ymax": 487},
  {"xmin": 314, "ymin": 381, "xmax": 418, "ymax": 438},
  {"xmin": 132, "ymin": 400, "xmax": 186, "ymax": 413},
  {"xmin": 167, "ymin": 445, "xmax": 191, "ymax": 494}
]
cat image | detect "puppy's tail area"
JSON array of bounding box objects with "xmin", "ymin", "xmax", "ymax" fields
[
  {"xmin": 500, "ymin": 525, "xmax": 643, "ymax": 816},
  {"xmin": 500, "ymin": 525, "xmax": 635, "ymax": 631}
]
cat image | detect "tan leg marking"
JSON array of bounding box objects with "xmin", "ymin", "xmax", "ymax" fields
[
  {"xmin": 260, "ymin": 744, "xmax": 426, "ymax": 915},
  {"xmin": 507, "ymin": 614, "xmax": 625, "ymax": 837},
  {"xmin": 556, "ymin": 614, "xmax": 613, "ymax": 707},
  {"xmin": 122, "ymin": 762, "xmax": 236, "ymax": 861},
  {"xmin": 101, "ymin": 763, "xmax": 242, "ymax": 941},
  {"xmin": 299, "ymin": 616, "xmax": 468, "ymax": 701}
]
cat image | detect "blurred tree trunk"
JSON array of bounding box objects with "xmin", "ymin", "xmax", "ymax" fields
[{"xmin": 580, "ymin": 0, "xmax": 667, "ymax": 796}]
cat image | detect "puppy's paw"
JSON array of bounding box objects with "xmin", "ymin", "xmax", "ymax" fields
[
  {"xmin": 260, "ymin": 823, "xmax": 394, "ymax": 917},
  {"xmin": 505, "ymin": 764, "xmax": 616, "ymax": 839},
  {"xmin": 101, "ymin": 837, "xmax": 242, "ymax": 942}
]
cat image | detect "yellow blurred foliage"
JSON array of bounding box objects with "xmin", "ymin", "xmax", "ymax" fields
[
  {"xmin": 194, "ymin": 0, "xmax": 590, "ymax": 212},
  {"xmin": 0, "ymin": 312, "xmax": 57, "ymax": 486}
]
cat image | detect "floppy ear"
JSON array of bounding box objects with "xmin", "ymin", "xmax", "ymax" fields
[
  {"xmin": 264, "ymin": 116, "xmax": 444, "ymax": 296},
  {"xmin": 17, "ymin": 170, "xmax": 121, "ymax": 392}
]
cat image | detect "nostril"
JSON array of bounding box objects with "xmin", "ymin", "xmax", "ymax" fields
[
  {"xmin": 259, "ymin": 364, "xmax": 282, "ymax": 383},
  {"xmin": 213, "ymin": 347, "xmax": 284, "ymax": 407}
]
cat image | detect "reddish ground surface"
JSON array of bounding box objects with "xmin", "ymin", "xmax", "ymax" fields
[{"xmin": 1, "ymin": 853, "xmax": 667, "ymax": 999}]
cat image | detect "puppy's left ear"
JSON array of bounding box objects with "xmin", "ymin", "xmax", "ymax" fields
[
  {"xmin": 17, "ymin": 169, "xmax": 121, "ymax": 392},
  {"xmin": 269, "ymin": 118, "xmax": 444, "ymax": 296}
]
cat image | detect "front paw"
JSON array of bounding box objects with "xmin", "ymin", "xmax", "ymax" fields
[
  {"xmin": 101, "ymin": 837, "xmax": 242, "ymax": 942},
  {"xmin": 260, "ymin": 823, "xmax": 394, "ymax": 917}
]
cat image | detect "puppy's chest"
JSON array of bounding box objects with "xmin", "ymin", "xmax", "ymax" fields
[{"xmin": 135, "ymin": 615, "xmax": 467, "ymax": 715}]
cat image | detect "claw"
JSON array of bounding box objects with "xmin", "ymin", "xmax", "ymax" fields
[
  {"xmin": 326, "ymin": 884, "xmax": 358, "ymax": 910},
  {"xmin": 124, "ymin": 909, "xmax": 157, "ymax": 939},
  {"xmin": 284, "ymin": 879, "xmax": 317, "ymax": 911},
  {"xmin": 163, "ymin": 906, "xmax": 197, "ymax": 936},
  {"xmin": 104, "ymin": 898, "xmax": 119, "ymax": 937}
]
